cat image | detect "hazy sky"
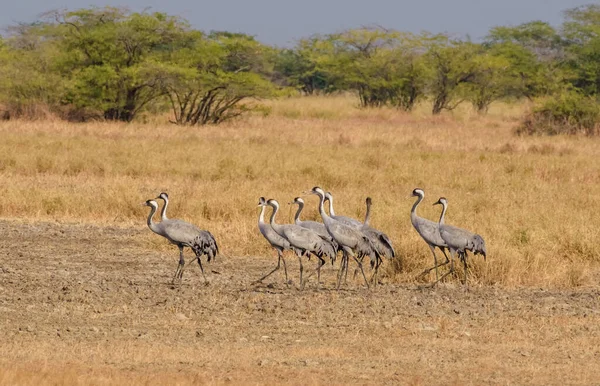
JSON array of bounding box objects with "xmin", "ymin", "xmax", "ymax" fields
[{"xmin": 1, "ymin": 0, "xmax": 594, "ymax": 46}]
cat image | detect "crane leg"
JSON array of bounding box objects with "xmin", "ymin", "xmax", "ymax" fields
[
  {"xmin": 369, "ymin": 255, "xmax": 381, "ymax": 286},
  {"xmin": 172, "ymin": 246, "xmax": 185, "ymax": 285},
  {"xmin": 432, "ymin": 250, "xmax": 455, "ymax": 287},
  {"xmin": 336, "ymin": 251, "xmax": 347, "ymax": 289},
  {"xmin": 461, "ymin": 252, "xmax": 468, "ymax": 285},
  {"xmin": 297, "ymin": 252, "xmax": 304, "ymax": 290},
  {"xmin": 253, "ymin": 249, "xmax": 288, "ymax": 285},
  {"xmin": 196, "ymin": 255, "xmax": 208, "ymax": 284},
  {"xmin": 316, "ymin": 255, "xmax": 325, "ymax": 285},
  {"xmin": 352, "ymin": 257, "xmax": 360, "ymax": 280},
  {"xmin": 343, "ymin": 255, "xmax": 350, "ymax": 284},
  {"xmin": 303, "ymin": 254, "xmax": 326, "ymax": 289},
  {"xmin": 351, "ymin": 255, "xmax": 370, "ymax": 289},
  {"xmin": 419, "ymin": 246, "xmax": 450, "ymax": 281},
  {"xmin": 280, "ymin": 250, "xmax": 289, "ymax": 284}
]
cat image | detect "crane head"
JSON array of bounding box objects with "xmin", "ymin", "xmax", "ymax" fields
[
  {"xmin": 266, "ymin": 199, "xmax": 279, "ymax": 209},
  {"xmin": 143, "ymin": 199, "xmax": 158, "ymax": 208},
  {"xmin": 366, "ymin": 197, "xmax": 372, "ymax": 206},
  {"xmin": 304, "ymin": 186, "xmax": 325, "ymax": 197},
  {"xmin": 257, "ymin": 197, "xmax": 267, "ymax": 207},
  {"xmin": 433, "ymin": 197, "xmax": 447, "ymax": 206},
  {"xmin": 289, "ymin": 197, "xmax": 304, "ymax": 205},
  {"xmin": 412, "ymin": 188, "xmax": 424, "ymax": 197},
  {"xmin": 156, "ymin": 192, "xmax": 169, "ymax": 201}
]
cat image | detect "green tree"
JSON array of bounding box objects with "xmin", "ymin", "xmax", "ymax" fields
[
  {"xmin": 485, "ymin": 22, "xmax": 567, "ymax": 100},
  {"xmin": 0, "ymin": 23, "xmax": 65, "ymax": 118},
  {"xmin": 562, "ymin": 4, "xmax": 600, "ymax": 96},
  {"xmin": 314, "ymin": 28, "xmax": 427, "ymax": 110},
  {"xmin": 162, "ymin": 32, "xmax": 275, "ymax": 125},
  {"xmin": 47, "ymin": 7, "xmax": 190, "ymax": 121},
  {"xmin": 273, "ymin": 38, "xmax": 334, "ymax": 94},
  {"xmin": 424, "ymin": 37, "xmax": 480, "ymax": 114},
  {"xmin": 462, "ymin": 48, "xmax": 511, "ymax": 113},
  {"xmin": 487, "ymin": 21, "xmax": 564, "ymax": 62}
]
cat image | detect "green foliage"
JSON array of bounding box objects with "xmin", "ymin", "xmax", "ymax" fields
[
  {"xmin": 162, "ymin": 32, "xmax": 275, "ymax": 125},
  {"xmin": 0, "ymin": 7, "xmax": 276, "ymax": 124},
  {"xmin": 307, "ymin": 28, "xmax": 428, "ymax": 110},
  {"xmin": 487, "ymin": 21, "xmax": 565, "ymax": 62},
  {"xmin": 49, "ymin": 7, "xmax": 190, "ymax": 121},
  {"xmin": 2, "ymin": 4, "xmax": 600, "ymax": 123},
  {"xmin": 273, "ymin": 39, "xmax": 334, "ymax": 94},
  {"xmin": 424, "ymin": 37, "xmax": 482, "ymax": 114},
  {"xmin": 461, "ymin": 49, "xmax": 511, "ymax": 113},
  {"xmin": 563, "ymin": 5, "xmax": 600, "ymax": 96},
  {"xmin": 0, "ymin": 27, "xmax": 65, "ymax": 118},
  {"xmin": 485, "ymin": 22, "xmax": 569, "ymax": 102},
  {"xmin": 517, "ymin": 90, "xmax": 600, "ymax": 136}
]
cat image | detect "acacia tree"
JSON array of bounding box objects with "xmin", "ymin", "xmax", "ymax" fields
[
  {"xmin": 273, "ymin": 37, "xmax": 334, "ymax": 94},
  {"xmin": 462, "ymin": 47, "xmax": 511, "ymax": 113},
  {"xmin": 424, "ymin": 37, "xmax": 480, "ymax": 114},
  {"xmin": 163, "ymin": 32, "xmax": 275, "ymax": 125},
  {"xmin": 0, "ymin": 22, "xmax": 65, "ymax": 118},
  {"xmin": 562, "ymin": 4, "xmax": 600, "ymax": 96},
  {"xmin": 45, "ymin": 7, "xmax": 190, "ymax": 121},
  {"xmin": 323, "ymin": 28, "xmax": 403, "ymax": 107},
  {"xmin": 485, "ymin": 21, "xmax": 567, "ymax": 100},
  {"xmin": 312, "ymin": 28, "xmax": 427, "ymax": 110}
]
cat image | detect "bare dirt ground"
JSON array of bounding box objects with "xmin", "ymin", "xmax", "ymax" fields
[{"xmin": 1, "ymin": 219, "xmax": 599, "ymax": 385}]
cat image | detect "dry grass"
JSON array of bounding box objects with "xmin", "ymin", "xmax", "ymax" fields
[
  {"xmin": 2, "ymin": 96, "xmax": 600, "ymax": 385},
  {"xmin": 0, "ymin": 97, "xmax": 600, "ymax": 287},
  {"xmin": 1, "ymin": 95, "xmax": 600, "ymax": 288}
]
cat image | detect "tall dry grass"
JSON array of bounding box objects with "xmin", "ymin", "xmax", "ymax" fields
[{"xmin": 1, "ymin": 95, "xmax": 599, "ymax": 288}]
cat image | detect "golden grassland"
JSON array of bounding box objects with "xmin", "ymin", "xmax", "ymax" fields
[
  {"xmin": 2, "ymin": 95, "xmax": 600, "ymax": 386},
  {"xmin": 1, "ymin": 95, "xmax": 599, "ymax": 288}
]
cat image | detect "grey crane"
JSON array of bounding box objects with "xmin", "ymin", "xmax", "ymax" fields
[
  {"xmin": 254, "ymin": 197, "xmax": 291, "ymax": 284},
  {"xmin": 290, "ymin": 196, "xmax": 339, "ymax": 261},
  {"xmin": 267, "ymin": 199, "xmax": 337, "ymax": 289},
  {"xmin": 307, "ymin": 187, "xmax": 378, "ymax": 289},
  {"xmin": 433, "ymin": 197, "xmax": 487, "ymax": 285},
  {"xmin": 324, "ymin": 191, "xmax": 363, "ymax": 228},
  {"xmin": 143, "ymin": 199, "xmax": 219, "ymax": 284},
  {"xmin": 358, "ymin": 197, "xmax": 396, "ymax": 284},
  {"xmin": 155, "ymin": 192, "xmax": 170, "ymax": 220},
  {"xmin": 411, "ymin": 188, "xmax": 450, "ymax": 283}
]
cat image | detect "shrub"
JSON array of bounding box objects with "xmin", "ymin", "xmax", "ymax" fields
[{"xmin": 516, "ymin": 91, "xmax": 600, "ymax": 136}]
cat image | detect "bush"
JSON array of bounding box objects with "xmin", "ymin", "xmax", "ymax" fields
[{"xmin": 516, "ymin": 91, "xmax": 600, "ymax": 136}]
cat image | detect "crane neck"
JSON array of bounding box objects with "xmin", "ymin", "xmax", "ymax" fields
[
  {"xmin": 411, "ymin": 195, "xmax": 423, "ymax": 221},
  {"xmin": 160, "ymin": 198, "xmax": 169, "ymax": 221},
  {"xmin": 258, "ymin": 205, "xmax": 266, "ymax": 224},
  {"xmin": 146, "ymin": 205, "xmax": 159, "ymax": 232},
  {"xmin": 269, "ymin": 204, "xmax": 282, "ymax": 233},
  {"xmin": 293, "ymin": 202, "xmax": 304, "ymax": 224},
  {"xmin": 317, "ymin": 193, "xmax": 329, "ymax": 221},
  {"xmin": 327, "ymin": 196, "xmax": 335, "ymax": 216},
  {"xmin": 364, "ymin": 201, "xmax": 372, "ymax": 225},
  {"xmin": 438, "ymin": 201, "xmax": 447, "ymax": 226}
]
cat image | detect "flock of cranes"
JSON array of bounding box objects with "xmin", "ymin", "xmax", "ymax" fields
[{"xmin": 143, "ymin": 187, "xmax": 487, "ymax": 289}]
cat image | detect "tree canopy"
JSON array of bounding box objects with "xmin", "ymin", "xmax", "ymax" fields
[{"xmin": 1, "ymin": 4, "xmax": 600, "ymax": 123}]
